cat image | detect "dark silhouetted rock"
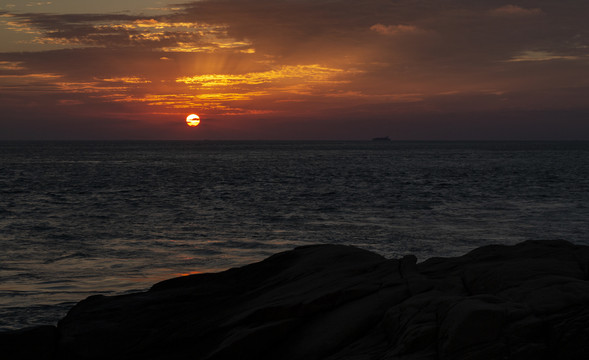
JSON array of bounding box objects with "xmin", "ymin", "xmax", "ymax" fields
[
  {"xmin": 0, "ymin": 325, "xmax": 58, "ymax": 359},
  {"xmin": 3, "ymin": 240, "xmax": 589, "ymax": 359}
]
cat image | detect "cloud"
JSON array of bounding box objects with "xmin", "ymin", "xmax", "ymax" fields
[
  {"xmin": 489, "ymin": 5, "xmax": 543, "ymax": 17},
  {"xmin": 370, "ymin": 24, "xmax": 426, "ymax": 36},
  {"xmin": 507, "ymin": 50, "xmax": 581, "ymax": 62},
  {"xmin": 97, "ymin": 76, "xmax": 151, "ymax": 84},
  {"xmin": 1, "ymin": 0, "xmax": 589, "ymax": 139},
  {"xmin": 25, "ymin": 2, "xmax": 52, "ymax": 7},
  {"xmin": 2, "ymin": 12, "xmax": 249, "ymax": 52},
  {"xmin": 0, "ymin": 60, "xmax": 24, "ymax": 70},
  {"xmin": 176, "ymin": 65, "xmax": 352, "ymax": 88}
]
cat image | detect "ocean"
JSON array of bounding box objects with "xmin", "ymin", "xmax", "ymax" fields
[{"xmin": 1, "ymin": 141, "xmax": 588, "ymax": 331}]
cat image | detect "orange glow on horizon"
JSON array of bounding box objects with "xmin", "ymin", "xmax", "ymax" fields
[
  {"xmin": 175, "ymin": 270, "xmax": 204, "ymax": 277},
  {"xmin": 186, "ymin": 113, "xmax": 201, "ymax": 127},
  {"xmin": 126, "ymin": 270, "xmax": 205, "ymax": 283}
]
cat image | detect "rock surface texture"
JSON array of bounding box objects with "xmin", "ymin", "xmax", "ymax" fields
[{"xmin": 3, "ymin": 240, "xmax": 589, "ymax": 359}]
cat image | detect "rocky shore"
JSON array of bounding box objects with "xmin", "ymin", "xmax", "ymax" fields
[{"xmin": 3, "ymin": 240, "xmax": 589, "ymax": 359}]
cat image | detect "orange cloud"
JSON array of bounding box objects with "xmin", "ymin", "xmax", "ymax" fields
[
  {"xmin": 489, "ymin": 5, "xmax": 543, "ymax": 17},
  {"xmin": 98, "ymin": 77, "xmax": 152, "ymax": 84},
  {"xmin": 0, "ymin": 61, "xmax": 24, "ymax": 70},
  {"xmin": 176, "ymin": 65, "xmax": 350, "ymax": 88},
  {"xmin": 370, "ymin": 24, "xmax": 426, "ymax": 36}
]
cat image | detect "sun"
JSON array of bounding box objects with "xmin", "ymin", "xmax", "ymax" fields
[{"xmin": 186, "ymin": 114, "xmax": 200, "ymax": 127}]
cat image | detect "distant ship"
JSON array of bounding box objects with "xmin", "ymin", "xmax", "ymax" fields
[{"xmin": 372, "ymin": 136, "xmax": 391, "ymax": 141}]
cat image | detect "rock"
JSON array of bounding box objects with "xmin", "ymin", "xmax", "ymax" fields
[
  {"xmin": 0, "ymin": 325, "xmax": 58, "ymax": 359},
  {"xmin": 3, "ymin": 240, "xmax": 589, "ymax": 359}
]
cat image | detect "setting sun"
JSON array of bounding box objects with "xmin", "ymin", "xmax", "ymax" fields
[
  {"xmin": 186, "ymin": 114, "xmax": 200, "ymax": 127},
  {"xmin": 1, "ymin": 0, "xmax": 588, "ymax": 141}
]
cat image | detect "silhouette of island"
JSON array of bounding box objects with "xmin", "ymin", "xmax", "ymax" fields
[{"xmin": 2, "ymin": 240, "xmax": 589, "ymax": 359}]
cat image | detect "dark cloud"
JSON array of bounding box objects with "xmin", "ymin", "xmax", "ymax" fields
[
  {"xmin": 5, "ymin": 12, "xmax": 208, "ymax": 48},
  {"xmin": 7, "ymin": 1, "xmax": 589, "ymax": 69},
  {"xmin": 175, "ymin": 0, "xmax": 589, "ymax": 61}
]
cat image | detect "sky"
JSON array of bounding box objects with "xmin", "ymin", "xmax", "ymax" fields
[{"xmin": 0, "ymin": 0, "xmax": 588, "ymax": 140}]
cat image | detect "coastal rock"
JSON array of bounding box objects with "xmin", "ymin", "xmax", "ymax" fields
[
  {"xmin": 3, "ymin": 240, "xmax": 589, "ymax": 359},
  {"xmin": 0, "ymin": 325, "xmax": 57, "ymax": 360}
]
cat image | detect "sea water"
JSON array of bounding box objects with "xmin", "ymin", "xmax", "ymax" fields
[{"xmin": 1, "ymin": 141, "xmax": 588, "ymax": 330}]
